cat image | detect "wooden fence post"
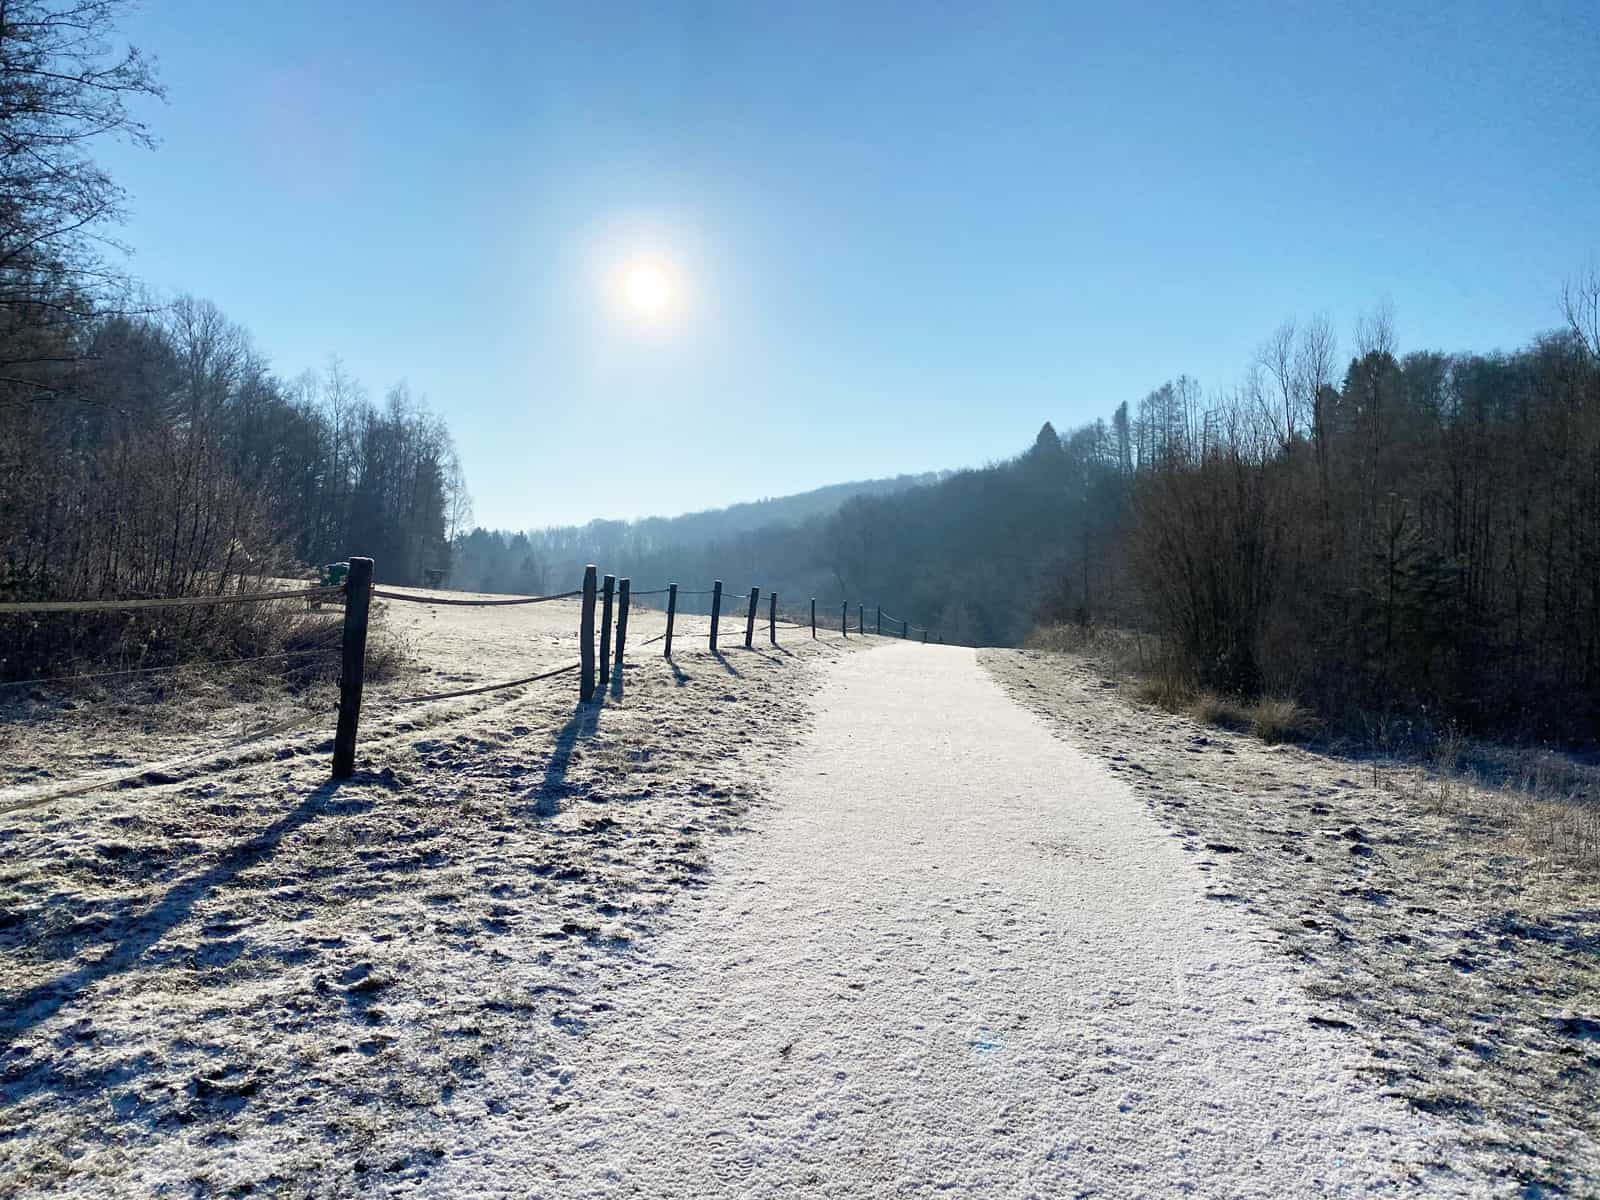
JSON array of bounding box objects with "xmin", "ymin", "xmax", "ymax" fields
[
  {"xmin": 769, "ymin": 591, "xmax": 777, "ymax": 645},
  {"xmin": 332, "ymin": 556, "xmax": 374, "ymax": 780},
  {"xmin": 598, "ymin": 574, "xmax": 615, "ymax": 688},
  {"xmin": 858, "ymin": 604, "xmax": 864, "ymax": 635},
  {"xmin": 665, "ymin": 583, "xmax": 678, "ymax": 657},
  {"xmin": 923, "ymin": 628, "xmax": 928, "ymax": 643},
  {"xmin": 902, "ymin": 618, "xmax": 908, "ymax": 639},
  {"xmin": 811, "ymin": 597, "xmax": 816, "ymax": 639},
  {"xmin": 710, "ymin": 580, "xmax": 723, "ymax": 650},
  {"xmin": 579, "ymin": 565, "xmax": 597, "ymax": 701},
  {"xmin": 744, "ymin": 586, "xmax": 758, "ymax": 648},
  {"xmin": 841, "ymin": 600, "xmax": 848, "ymax": 637},
  {"xmin": 877, "ymin": 605, "xmax": 882, "ymax": 636},
  {"xmin": 614, "ymin": 578, "xmax": 630, "ymax": 670}
]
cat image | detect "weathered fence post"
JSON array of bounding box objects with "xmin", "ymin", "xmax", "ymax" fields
[
  {"xmin": 332, "ymin": 556, "xmax": 374, "ymax": 780},
  {"xmin": 877, "ymin": 605, "xmax": 882, "ymax": 636},
  {"xmin": 598, "ymin": 574, "xmax": 615, "ymax": 689},
  {"xmin": 858, "ymin": 604, "xmax": 864, "ymax": 635},
  {"xmin": 664, "ymin": 583, "xmax": 678, "ymax": 657},
  {"xmin": 841, "ymin": 600, "xmax": 848, "ymax": 637},
  {"xmin": 810, "ymin": 597, "xmax": 816, "ymax": 639},
  {"xmin": 579, "ymin": 565, "xmax": 597, "ymax": 701},
  {"xmin": 923, "ymin": 628, "xmax": 928, "ymax": 644},
  {"xmin": 710, "ymin": 580, "xmax": 723, "ymax": 651},
  {"xmin": 744, "ymin": 587, "xmax": 758, "ymax": 648},
  {"xmin": 902, "ymin": 618, "xmax": 908, "ymax": 639},
  {"xmin": 769, "ymin": 592, "xmax": 777, "ymax": 645},
  {"xmin": 614, "ymin": 578, "xmax": 630, "ymax": 670}
]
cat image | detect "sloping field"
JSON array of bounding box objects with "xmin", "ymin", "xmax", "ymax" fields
[{"xmin": 0, "ymin": 592, "xmax": 862, "ymax": 1194}]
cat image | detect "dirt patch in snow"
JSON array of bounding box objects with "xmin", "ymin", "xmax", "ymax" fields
[
  {"xmin": 0, "ymin": 590, "xmax": 873, "ymax": 1196},
  {"xmin": 982, "ymin": 648, "xmax": 1600, "ymax": 1195}
]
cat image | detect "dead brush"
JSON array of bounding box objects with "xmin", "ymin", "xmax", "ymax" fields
[
  {"xmin": 1249, "ymin": 697, "xmax": 1319, "ymax": 743},
  {"xmin": 1025, "ymin": 622, "xmax": 1154, "ymax": 683},
  {"xmin": 1406, "ymin": 727, "xmax": 1600, "ymax": 875},
  {"xmin": 1130, "ymin": 670, "xmax": 1195, "ymax": 712},
  {"xmin": 1185, "ymin": 690, "xmax": 1252, "ymax": 731}
]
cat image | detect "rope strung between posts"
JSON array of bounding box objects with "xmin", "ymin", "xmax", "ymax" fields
[
  {"xmin": 382, "ymin": 661, "xmax": 579, "ymax": 705},
  {"xmin": 0, "ymin": 646, "xmax": 340, "ymax": 691},
  {"xmin": 0, "ymin": 584, "xmax": 343, "ymax": 615},
  {"xmin": 371, "ymin": 588, "xmax": 582, "ymax": 607},
  {"xmin": 0, "ymin": 706, "xmax": 330, "ymax": 819}
]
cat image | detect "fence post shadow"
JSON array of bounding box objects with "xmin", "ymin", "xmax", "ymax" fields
[
  {"xmin": 536, "ymin": 701, "xmax": 603, "ymax": 812},
  {"xmin": 1, "ymin": 775, "xmax": 386, "ymax": 1045}
]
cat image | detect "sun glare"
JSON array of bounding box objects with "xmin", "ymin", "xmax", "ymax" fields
[{"xmin": 618, "ymin": 259, "xmax": 678, "ymax": 322}]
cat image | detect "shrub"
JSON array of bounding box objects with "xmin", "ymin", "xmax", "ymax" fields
[
  {"xmin": 1187, "ymin": 691, "xmax": 1253, "ymax": 730},
  {"xmin": 1249, "ymin": 696, "xmax": 1319, "ymax": 743}
]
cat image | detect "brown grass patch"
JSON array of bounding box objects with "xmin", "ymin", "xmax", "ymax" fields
[
  {"xmin": 1249, "ymin": 697, "xmax": 1319, "ymax": 743},
  {"xmin": 1185, "ymin": 690, "xmax": 1252, "ymax": 731}
]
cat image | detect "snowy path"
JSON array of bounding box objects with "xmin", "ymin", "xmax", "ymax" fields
[{"xmin": 433, "ymin": 644, "xmax": 1468, "ymax": 1198}]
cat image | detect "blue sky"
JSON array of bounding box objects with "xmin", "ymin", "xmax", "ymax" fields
[{"xmin": 101, "ymin": 1, "xmax": 1598, "ymax": 528}]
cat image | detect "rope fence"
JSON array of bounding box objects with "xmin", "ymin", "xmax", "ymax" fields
[
  {"xmin": 372, "ymin": 587, "xmax": 582, "ymax": 606},
  {"xmin": 0, "ymin": 584, "xmax": 341, "ymax": 614},
  {"xmin": 0, "ymin": 706, "xmax": 330, "ymax": 818},
  {"xmin": 2, "ymin": 557, "xmax": 944, "ymax": 808},
  {"xmin": 0, "ymin": 647, "xmax": 339, "ymax": 691}
]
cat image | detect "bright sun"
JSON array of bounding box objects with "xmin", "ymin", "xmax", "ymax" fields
[{"xmin": 618, "ymin": 260, "xmax": 678, "ymax": 321}]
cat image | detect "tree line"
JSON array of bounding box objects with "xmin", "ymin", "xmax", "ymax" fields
[
  {"xmin": 3, "ymin": 302, "xmax": 464, "ymax": 601},
  {"xmin": 817, "ymin": 290, "xmax": 1600, "ymax": 745},
  {"xmin": 459, "ymin": 287, "xmax": 1600, "ymax": 747},
  {"xmin": 0, "ymin": 1, "xmax": 465, "ymax": 678},
  {"xmin": 1126, "ymin": 291, "xmax": 1600, "ymax": 745},
  {"xmin": 448, "ymin": 472, "xmax": 944, "ymax": 606}
]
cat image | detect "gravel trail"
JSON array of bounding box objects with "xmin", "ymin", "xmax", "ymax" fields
[{"xmin": 434, "ymin": 643, "xmax": 1473, "ymax": 1198}]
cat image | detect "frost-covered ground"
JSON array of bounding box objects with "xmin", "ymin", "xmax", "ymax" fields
[
  {"xmin": 983, "ymin": 648, "xmax": 1600, "ymax": 1195},
  {"xmin": 0, "ymin": 590, "xmax": 862, "ymax": 1195},
  {"xmin": 427, "ymin": 642, "xmax": 1479, "ymax": 1198},
  {"xmin": 4, "ymin": 601, "xmax": 1581, "ymax": 1197}
]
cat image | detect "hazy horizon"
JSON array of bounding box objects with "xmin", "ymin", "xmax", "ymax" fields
[{"xmin": 98, "ymin": 0, "xmax": 1598, "ymax": 528}]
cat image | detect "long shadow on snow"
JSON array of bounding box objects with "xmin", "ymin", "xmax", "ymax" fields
[
  {"xmin": 0, "ymin": 774, "xmax": 387, "ymax": 1049},
  {"xmin": 529, "ymin": 699, "xmax": 603, "ymax": 814}
]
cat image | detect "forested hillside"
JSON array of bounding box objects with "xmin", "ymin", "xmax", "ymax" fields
[
  {"xmin": 833, "ymin": 295, "xmax": 1600, "ymax": 745},
  {"xmin": 447, "ymin": 292, "xmax": 1600, "ymax": 747},
  {"xmin": 1126, "ymin": 298, "xmax": 1600, "ymax": 745},
  {"xmin": 0, "ymin": 2, "xmax": 465, "ymax": 677},
  {"xmin": 449, "ymin": 471, "xmax": 944, "ymax": 598}
]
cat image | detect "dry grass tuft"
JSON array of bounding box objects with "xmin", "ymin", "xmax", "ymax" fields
[
  {"xmin": 1129, "ymin": 671, "xmax": 1193, "ymax": 712},
  {"xmin": 1185, "ymin": 690, "xmax": 1253, "ymax": 731},
  {"xmin": 1027, "ymin": 623, "xmax": 1153, "ymax": 681},
  {"xmin": 1120, "ymin": 669, "xmax": 1317, "ymax": 747},
  {"xmin": 1249, "ymin": 697, "xmax": 1319, "ymax": 743}
]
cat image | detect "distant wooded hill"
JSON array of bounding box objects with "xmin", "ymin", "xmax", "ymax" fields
[
  {"xmin": 453, "ymin": 280, "xmax": 1600, "ymax": 748},
  {"xmin": 450, "ymin": 471, "xmax": 948, "ymax": 598}
]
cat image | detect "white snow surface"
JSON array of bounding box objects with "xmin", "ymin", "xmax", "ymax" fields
[{"xmin": 422, "ymin": 644, "xmax": 1475, "ymax": 1198}]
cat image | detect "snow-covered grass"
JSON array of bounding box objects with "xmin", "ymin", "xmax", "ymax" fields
[
  {"xmin": 983, "ymin": 648, "xmax": 1600, "ymax": 1194},
  {"xmin": 0, "ymin": 589, "xmax": 873, "ymax": 1196}
]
